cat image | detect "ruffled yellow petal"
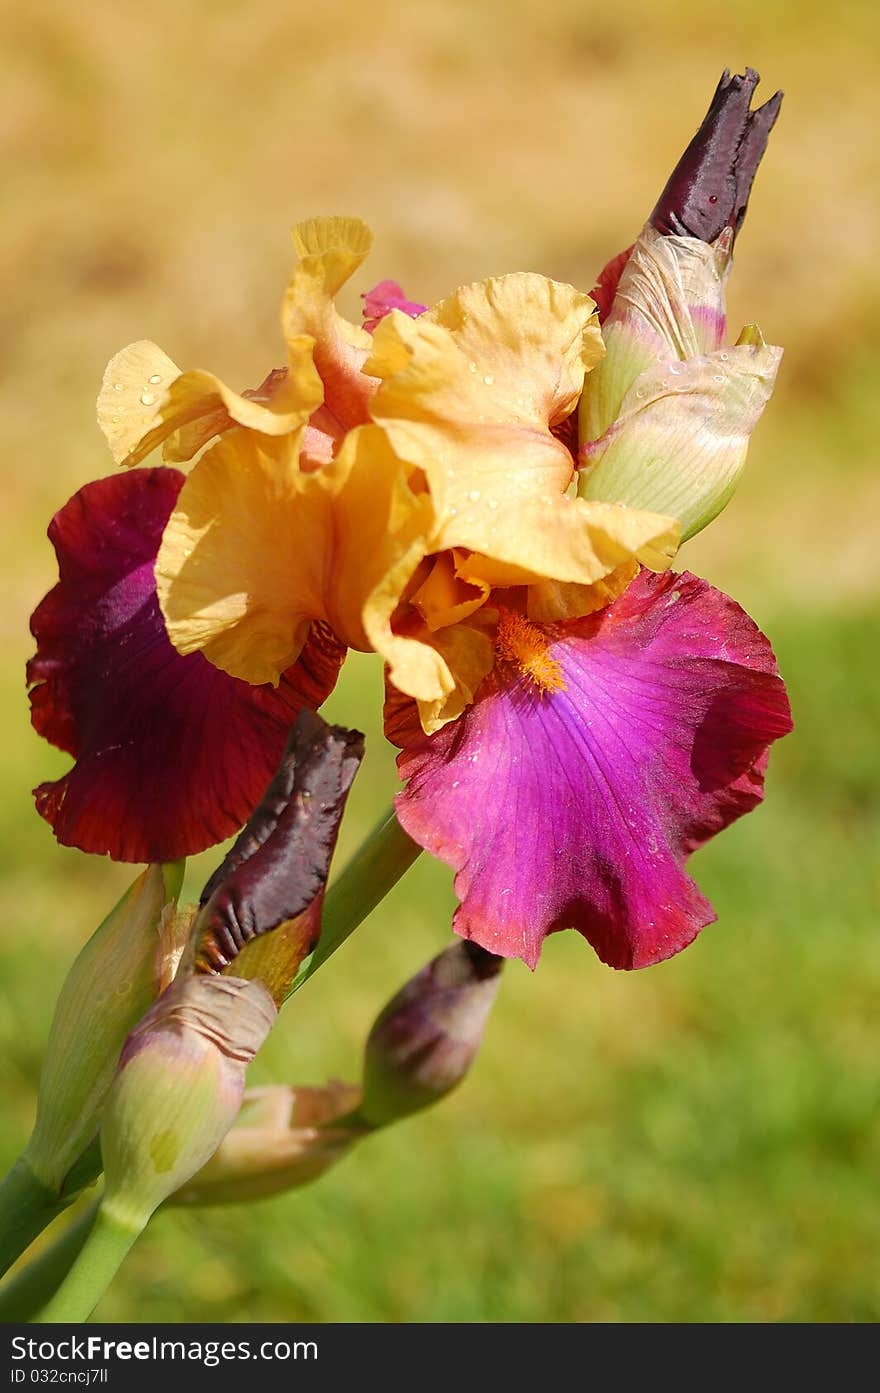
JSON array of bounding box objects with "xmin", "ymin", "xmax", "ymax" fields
[
  {"xmin": 414, "ymin": 617, "xmax": 496, "ymax": 734},
  {"xmin": 322, "ymin": 425, "xmax": 437, "ymax": 655},
  {"xmin": 367, "ymin": 273, "xmax": 604, "ymax": 548},
  {"xmin": 98, "ymin": 338, "xmax": 323, "ymax": 469},
  {"xmin": 156, "ymin": 427, "xmax": 332, "ymax": 686},
  {"xmin": 97, "ymin": 340, "xmax": 181, "ymax": 465},
  {"xmin": 157, "ymin": 419, "xmax": 441, "ymax": 694},
  {"xmin": 410, "ymin": 550, "xmax": 491, "ymax": 633},
  {"xmin": 282, "ymin": 217, "xmax": 376, "ymax": 430},
  {"xmin": 443, "ymin": 494, "xmax": 678, "ymax": 594}
]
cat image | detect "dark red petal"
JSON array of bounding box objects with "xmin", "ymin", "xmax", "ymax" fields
[{"xmin": 28, "ymin": 469, "xmax": 345, "ymax": 863}]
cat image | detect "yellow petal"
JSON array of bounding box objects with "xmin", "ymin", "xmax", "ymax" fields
[
  {"xmin": 367, "ymin": 273, "xmax": 604, "ymax": 543},
  {"xmin": 283, "ymin": 216, "xmax": 376, "ymax": 430},
  {"xmin": 156, "ymin": 427, "xmax": 332, "ymax": 686},
  {"xmin": 97, "ymin": 341, "xmax": 181, "ymax": 465},
  {"xmin": 414, "ymin": 617, "xmax": 496, "ymax": 733},
  {"xmin": 322, "ymin": 425, "xmax": 437, "ymax": 654},
  {"xmin": 410, "ymin": 550, "xmax": 490, "ymax": 632},
  {"xmin": 525, "ymin": 561, "xmax": 640, "ymax": 624},
  {"xmin": 98, "ymin": 337, "xmax": 323, "ymax": 469},
  {"xmin": 443, "ymin": 493, "xmax": 678, "ymax": 592}
]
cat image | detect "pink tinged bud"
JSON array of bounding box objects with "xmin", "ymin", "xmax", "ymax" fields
[
  {"xmin": 578, "ymin": 225, "xmax": 781, "ymax": 540},
  {"xmin": 360, "ymin": 941, "xmax": 502, "ymax": 1128},
  {"xmin": 578, "ymin": 70, "xmax": 783, "ymax": 540},
  {"xmin": 99, "ymin": 974, "xmax": 276, "ymax": 1231},
  {"xmin": 23, "ymin": 863, "xmax": 186, "ymax": 1193},
  {"xmin": 172, "ymin": 1081, "xmax": 364, "ymax": 1206}
]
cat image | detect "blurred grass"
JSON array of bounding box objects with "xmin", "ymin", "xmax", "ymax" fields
[{"xmin": 1, "ymin": 0, "xmax": 879, "ymax": 1323}]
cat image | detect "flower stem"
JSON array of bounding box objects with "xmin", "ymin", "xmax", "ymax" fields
[
  {"xmin": 36, "ymin": 1208, "xmax": 141, "ymax": 1323},
  {"xmin": 0, "ymin": 1196, "xmax": 100, "ymax": 1322},
  {"xmin": 0, "ymin": 1157, "xmax": 69, "ymax": 1279},
  {"xmin": 287, "ymin": 810, "xmax": 421, "ymax": 998}
]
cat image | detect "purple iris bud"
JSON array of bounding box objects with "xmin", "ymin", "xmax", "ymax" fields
[
  {"xmin": 650, "ymin": 68, "xmax": 783, "ymax": 243},
  {"xmin": 195, "ymin": 710, "xmax": 364, "ymax": 976}
]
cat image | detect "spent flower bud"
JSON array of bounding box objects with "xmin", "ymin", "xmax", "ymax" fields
[
  {"xmin": 24, "ymin": 862, "xmax": 186, "ymax": 1193},
  {"xmin": 173, "ymin": 1080, "xmax": 364, "ymax": 1206},
  {"xmin": 360, "ymin": 941, "xmax": 502, "ymax": 1127},
  {"xmin": 100, "ymin": 973, "xmax": 276, "ymax": 1231}
]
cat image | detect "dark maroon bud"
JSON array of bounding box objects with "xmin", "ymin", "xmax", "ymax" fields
[
  {"xmin": 196, "ymin": 710, "xmax": 364, "ymax": 973},
  {"xmin": 650, "ymin": 68, "xmax": 783, "ymax": 243}
]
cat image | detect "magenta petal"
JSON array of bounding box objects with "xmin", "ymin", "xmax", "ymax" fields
[
  {"xmin": 28, "ymin": 469, "xmax": 345, "ymax": 863},
  {"xmin": 362, "ymin": 280, "xmax": 427, "ymax": 333},
  {"xmin": 391, "ymin": 570, "xmax": 793, "ymax": 971}
]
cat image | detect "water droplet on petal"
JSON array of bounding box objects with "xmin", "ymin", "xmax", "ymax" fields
[
  {"xmin": 148, "ymin": 373, "xmax": 163, "ymax": 384},
  {"xmin": 483, "ymin": 373, "xmax": 494, "ymax": 386},
  {"xmin": 468, "ymin": 490, "xmax": 481, "ymax": 503},
  {"xmin": 713, "ymin": 374, "xmax": 725, "ymax": 384},
  {"xmin": 488, "ymin": 498, "xmax": 499, "ymax": 510},
  {"xmin": 468, "ymin": 361, "xmax": 478, "ymax": 374},
  {"xmin": 140, "ymin": 390, "xmax": 156, "ymax": 406},
  {"xmin": 113, "ymin": 382, "xmax": 124, "ymax": 392}
]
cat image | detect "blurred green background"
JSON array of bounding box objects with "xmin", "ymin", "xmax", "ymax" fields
[{"xmin": 2, "ymin": 0, "xmax": 878, "ymax": 1323}]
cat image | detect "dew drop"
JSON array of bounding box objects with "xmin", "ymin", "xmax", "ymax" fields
[
  {"xmin": 668, "ymin": 362, "xmax": 681, "ymax": 375},
  {"xmin": 635, "ymin": 387, "xmax": 647, "ymax": 399},
  {"xmin": 468, "ymin": 361, "xmax": 478, "ymax": 374},
  {"xmin": 468, "ymin": 489, "xmax": 481, "ymax": 503},
  {"xmin": 713, "ymin": 374, "xmax": 725, "ymax": 384},
  {"xmin": 719, "ymin": 352, "xmax": 729, "ymax": 362},
  {"xmin": 140, "ymin": 390, "xmax": 156, "ymax": 406},
  {"xmin": 112, "ymin": 381, "xmax": 124, "ymax": 392},
  {"xmin": 483, "ymin": 373, "xmax": 494, "ymax": 386},
  {"xmin": 148, "ymin": 373, "xmax": 163, "ymax": 384},
  {"xmin": 488, "ymin": 497, "xmax": 499, "ymax": 510}
]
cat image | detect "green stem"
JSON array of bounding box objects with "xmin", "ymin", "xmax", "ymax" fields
[
  {"xmin": 36, "ymin": 1208, "xmax": 141, "ymax": 1323},
  {"xmin": 287, "ymin": 810, "xmax": 421, "ymax": 998},
  {"xmin": 0, "ymin": 1196, "xmax": 100, "ymax": 1322},
  {"xmin": 0, "ymin": 1157, "xmax": 69, "ymax": 1280}
]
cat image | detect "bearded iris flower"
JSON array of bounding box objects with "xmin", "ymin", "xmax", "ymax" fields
[{"xmin": 28, "ymin": 70, "xmax": 792, "ymax": 978}]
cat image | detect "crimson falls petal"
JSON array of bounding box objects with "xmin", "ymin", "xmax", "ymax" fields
[
  {"xmin": 389, "ymin": 569, "xmax": 792, "ymax": 971},
  {"xmin": 28, "ymin": 468, "xmax": 344, "ymax": 862}
]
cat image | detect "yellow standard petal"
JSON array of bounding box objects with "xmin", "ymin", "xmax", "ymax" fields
[
  {"xmin": 283, "ymin": 216, "xmax": 377, "ymax": 430},
  {"xmin": 98, "ymin": 337, "xmax": 323, "ymax": 469},
  {"xmin": 156, "ymin": 426, "xmax": 333, "ymax": 686},
  {"xmin": 367, "ymin": 273, "xmax": 604, "ymax": 547}
]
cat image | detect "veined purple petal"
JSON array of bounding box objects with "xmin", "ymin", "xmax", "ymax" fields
[
  {"xmin": 28, "ymin": 469, "xmax": 345, "ymax": 863},
  {"xmin": 389, "ymin": 570, "xmax": 792, "ymax": 971}
]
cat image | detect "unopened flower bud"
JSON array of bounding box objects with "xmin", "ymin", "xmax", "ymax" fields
[
  {"xmin": 99, "ymin": 974, "xmax": 275, "ymax": 1231},
  {"xmin": 578, "ymin": 70, "xmax": 783, "ymax": 541},
  {"xmin": 360, "ymin": 941, "xmax": 502, "ymax": 1128},
  {"xmin": 23, "ymin": 862, "xmax": 186, "ymax": 1193},
  {"xmin": 173, "ymin": 1080, "xmax": 363, "ymax": 1206}
]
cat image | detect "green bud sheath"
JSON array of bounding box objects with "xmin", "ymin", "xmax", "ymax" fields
[
  {"xmin": 99, "ymin": 974, "xmax": 276, "ymax": 1232},
  {"xmin": 24, "ymin": 862, "xmax": 186, "ymax": 1194}
]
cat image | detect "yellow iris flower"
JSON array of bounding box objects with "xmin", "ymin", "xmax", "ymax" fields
[{"xmin": 98, "ymin": 217, "xmax": 679, "ymax": 734}]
